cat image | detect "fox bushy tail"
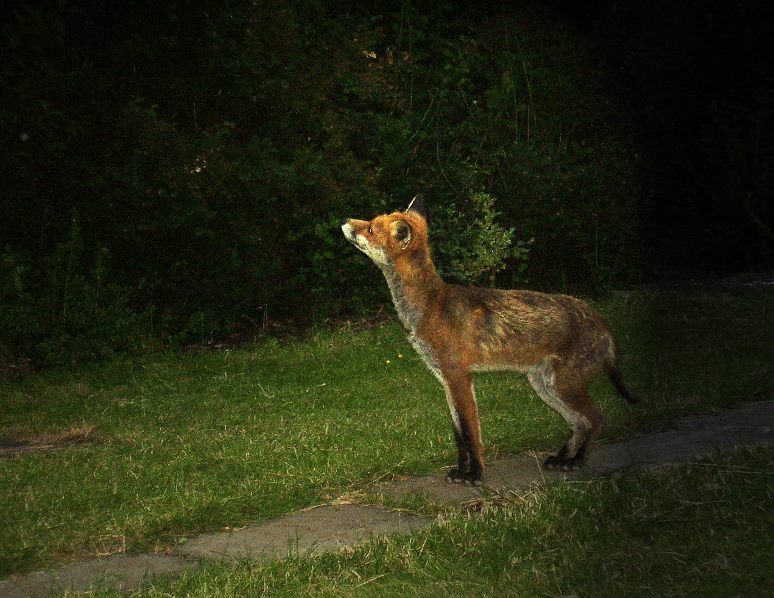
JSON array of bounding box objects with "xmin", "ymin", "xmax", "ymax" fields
[{"xmin": 606, "ymin": 363, "xmax": 640, "ymax": 404}]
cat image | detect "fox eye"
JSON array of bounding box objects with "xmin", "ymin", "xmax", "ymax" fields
[{"xmin": 367, "ymin": 226, "xmax": 373, "ymax": 234}]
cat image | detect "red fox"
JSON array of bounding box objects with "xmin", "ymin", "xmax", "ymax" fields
[{"xmin": 341, "ymin": 195, "xmax": 639, "ymax": 485}]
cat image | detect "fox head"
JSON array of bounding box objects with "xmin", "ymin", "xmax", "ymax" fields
[{"xmin": 341, "ymin": 195, "xmax": 429, "ymax": 268}]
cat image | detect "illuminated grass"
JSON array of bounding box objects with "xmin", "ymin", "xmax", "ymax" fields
[{"xmin": 1, "ymin": 290, "xmax": 772, "ymax": 577}]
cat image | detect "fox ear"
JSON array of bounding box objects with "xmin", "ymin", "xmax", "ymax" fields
[
  {"xmin": 391, "ymin": 220, "xmax": 412, "ymax": 249},
  {"xmin": 404, "ymin": 194, "xmax": 426, "ymax": 219}
]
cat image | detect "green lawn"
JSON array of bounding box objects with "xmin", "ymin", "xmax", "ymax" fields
[{"xmin": 1, "ymin": 290, "xmax": 772, "ymax": 579}]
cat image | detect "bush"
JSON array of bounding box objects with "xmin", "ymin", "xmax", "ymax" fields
[
  {"xmin": 434, "ymin": 192, "xmax": 532, "ymax": 287},
  {"xmin": 0, "ymin": 214, "xmax": 150, "ymax": 367},
  {"xmin": 0, "ymin": 1, "xmax": 644, "ymax": 367}
]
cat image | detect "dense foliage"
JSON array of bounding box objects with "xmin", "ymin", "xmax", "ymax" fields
[{"xmin": 1, "ymin": 0, "xmax": 720, "ymax": 367}]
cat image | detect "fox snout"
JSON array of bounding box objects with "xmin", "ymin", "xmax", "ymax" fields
[
  {"xmin": 341, "ymin": 218, "xmax": 365, "ymax": 252},
  {"xmin": 340, "ymin": 219, "xmax": 357, "ymax": 244},
  {"xmin": 341, "ymin": 217, "xmax": 390, "ymax": 266}
]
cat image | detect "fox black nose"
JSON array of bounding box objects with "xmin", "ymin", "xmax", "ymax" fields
[{"xmin": 340, "ymin": 218, "xmax": 349, "ymax": 227}]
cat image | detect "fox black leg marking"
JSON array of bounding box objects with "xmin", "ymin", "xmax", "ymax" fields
[
  {"xmin": 543, "ymin": 442, "xmax": 588, "ymax": 471},
  {"xmin": 445, "ymin": 410, "xmax": 484, "ymax": 485},
  {"xmin": 543, "ymin": 443, "xmax": 568, "ymax": 470},
  {"xmin": 446, "ymin": 426, "xmax": 471, "ymax": 483}
]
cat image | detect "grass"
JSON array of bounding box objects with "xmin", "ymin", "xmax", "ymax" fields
[
  {"xmin": 0, "ymin": 289, "xmax": 772, "ymax": 579},
  {"xmin": 90, "ymin": 446, "xmax": 774, "ymax": 597}
]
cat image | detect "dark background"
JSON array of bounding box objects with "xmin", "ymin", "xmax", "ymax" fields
[
  {"xmin": 566, "ymin": 0, "xmax": 774, "ymax": 277},
  {"xmin": 2, "ymin": 0, "xmax": 772, "ymax": 367}
]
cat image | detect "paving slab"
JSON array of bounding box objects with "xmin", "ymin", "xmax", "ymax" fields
[
  {"xmin": 485, "ymin": 455, "xmax": 579, "ymax": 491},
  {"xmin": 0, "ymin": 554, "xmax": 193, "ymax": 598},
  {"xmin": 674, "ymin": 400, "xmax": 774, "ymax": 431},
  {"xmin": 586, "ymin": 400, "xmax": 774, "ymax": 476},
  {"xmin": 372, "ymin": 469, "xmax": 485, "ymax": 504},
  {"xmin": 587, "ymin": 427, "xmax": 773, "ymax": 475},
  {"xmin": 373, "ymin": 455, "xmax": 578, "ymax": 505},
  {"xmin": 176, "ymin": 504, "xmax": 431, "ymax": 562}
]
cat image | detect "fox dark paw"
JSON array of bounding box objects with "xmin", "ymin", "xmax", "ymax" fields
[
  {"xmin": 445, "ymin": 468, "xmax": 483, "ymax": 486},
  {"xmin": 542, "ymin": 454, "xmax": 584, "ymax": 472},
  {"xmin": 543, "ymin": 443, "xmax": 587, "ymax": 472}
]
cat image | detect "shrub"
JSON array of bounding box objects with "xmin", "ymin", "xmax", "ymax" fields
[
  {"xmin": 0, "ymin": 214, "xmax": 150, "ymax": 367},
  {"xmin": 435, "ymin": 192, "xmax": 532, "ymax": 287}
]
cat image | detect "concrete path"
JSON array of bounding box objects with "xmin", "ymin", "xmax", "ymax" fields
[
  {"xmin": 2, "ymin": 401, "xmax": 772, "ymax": 598},
  {"xmin": 0, "ymin": 556, "xmax": 191, "ymax": 598},
  {"xmin": 178, "ymin": 504, "xmax": 429, "ymax": 562}
]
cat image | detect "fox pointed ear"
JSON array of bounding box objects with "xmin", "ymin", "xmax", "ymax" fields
[
  {"xmin": 391, "ymin": 220, "xmax": 412, "ymax": 249},
  {"xmin": 404, "ymin": 194, "xmax": 426, "ymax": 219}
]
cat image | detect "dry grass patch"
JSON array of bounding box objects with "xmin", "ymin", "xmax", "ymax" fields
[{"xmin": 0, "ymin": 425, "xmax": 97, "ymax": 457}]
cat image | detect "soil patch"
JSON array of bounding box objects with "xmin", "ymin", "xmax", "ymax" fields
[{"xmin": 0, "ymin": 425, "xmax": 97, "ymax": 458}]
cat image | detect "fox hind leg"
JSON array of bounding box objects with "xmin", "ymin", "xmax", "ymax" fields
[
  {"xmin": 541, "ymin": 394, "xmax": 603, "ymax": 471},
  {"xmin": 527, "ymin": 359, "xmax": 604, "ymax": 471}
]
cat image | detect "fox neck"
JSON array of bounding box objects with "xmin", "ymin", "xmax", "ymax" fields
[{"xmin": 379, "ymin": 248, "xmax": 443, "ymax": 333}]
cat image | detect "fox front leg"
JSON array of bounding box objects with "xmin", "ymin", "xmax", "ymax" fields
[
  {"xmin": 408, "ymin": 336, "xmax": 484, "ymax": 485},
  {"xmin": 442, "ymin": 369, "xmax": 484, "ymax": 486}
]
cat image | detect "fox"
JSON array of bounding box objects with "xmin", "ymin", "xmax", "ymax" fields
[{"xmin": 341, "ymin": 194, "xmax": 639, "ymax": 485}]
